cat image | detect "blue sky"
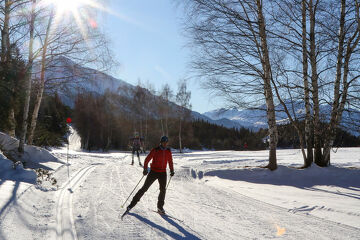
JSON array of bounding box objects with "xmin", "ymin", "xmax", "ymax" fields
[{"xmin": 100, "ymin": 0, "xmax": 223, "ymax": 113}]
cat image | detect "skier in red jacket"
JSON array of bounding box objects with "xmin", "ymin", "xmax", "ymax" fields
[{"xmin": 126, "ymin": 136, "xmax": 174, "ymax": 214}]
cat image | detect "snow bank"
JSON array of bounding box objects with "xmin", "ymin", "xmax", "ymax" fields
[
  {"xmin": 0, "ymin": 150, "xmax": 36, "ymax": 184},
  {"xmin": 0, "ymin": 132, "xmax": 60, "ymax": 168}
]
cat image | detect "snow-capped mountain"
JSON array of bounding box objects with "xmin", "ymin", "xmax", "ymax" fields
[
  {"xmin": 203, "ymin": 100, "xmax": 306, "ymax": 129},
  {"xmin": 43, "ymin": 57, "xmax": 134, "ymax": 107},
  {"xmin": 43, "ymin": 57, "xmax": 359, "ymax": 136},
  {"xmin": 204, "ymin": 101, "xmax": 360, "ymax": 136},
  {"xmin": 43, "ymin": 57, "xmax": 242, "ymax": 129},
  {"xmin": 191, "ymin": 111, "xmax": 244, "ymax": 129}
]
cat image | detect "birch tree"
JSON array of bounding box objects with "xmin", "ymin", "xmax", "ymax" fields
[
  {"xmin": 180, "ymin": 0, "xmax": 278, "ymax": 169},
  {"xmin": 18, "ymin": 0, "xmax": 36, "ymax": 152},
  {"xmin": 320, "ymin": 0, "xmax": 360, "ymax": 166},
  {"xmin": 270, "ymin": 0, "xmax": 360, "ymax": 167},
  {"xmin": 160, "ymin": 83, "xmax": 174, "ymax": 137},
  {"xmin": 265, "ymin": 0, "xmax": 316, "ymax": 167},
  {"xmin": 27, "ymin": 1, "xmax": 115, "ymax": 144},
  {"xmin": 175, "ymin": 80, "xmax": 191, "ymax": 153}
]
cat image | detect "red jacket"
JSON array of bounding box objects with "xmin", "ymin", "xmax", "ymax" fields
[{"xmin": 144, "ymin": 146, "xmax": 174, "ymax": 173}]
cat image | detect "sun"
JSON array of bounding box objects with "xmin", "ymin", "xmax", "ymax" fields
[
  {"xmin": 44, "ymin": 0, "xmax": 89, "ymax": 15},
  {"xmin": 41, "ymin": 0, "xmax": 103, "ymax": 41},
  {"xmin": 52, "ymin": 0, "xmax": 82, "ymax": 14}
]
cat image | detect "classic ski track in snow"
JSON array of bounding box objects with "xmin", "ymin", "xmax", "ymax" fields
[
  {"xmin": 3, "ymin": 150, "xmax": 359, "ymax": 239},
  {"xmin": 66, "ymin": 153, "xmax": 360, "ymax": 240},
  {"xmin": 55, "ymin": 165, "xmax": 96, "ymax": 240},
  {"xmin": 116, "ymin": 161, "xmax": 151, "ymax": 239}
]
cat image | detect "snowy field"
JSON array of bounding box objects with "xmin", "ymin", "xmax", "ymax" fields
[{"xmin": 0, "ymin": 144, "xmax": 360, "ymax": 239}]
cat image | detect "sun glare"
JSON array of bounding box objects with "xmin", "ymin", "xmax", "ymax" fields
[
  {"xmin": 41, "ymin": 0, "xmax": 103, "ymax": 41},
  {"xmin": 52, "ymin": 0, "xmax": 82, "ymax": 14},
  {"xmin": 43, "ymin": 0, "xmax": 100, "ymax": 17},
  {"xmin": 44, "ymin": 0, "xmax": 94, "ymax": 16}
]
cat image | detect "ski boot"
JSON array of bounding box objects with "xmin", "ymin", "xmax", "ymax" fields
[{"xmin": 157, "ymin": 207, "xmax": 166, "ymax": 215}]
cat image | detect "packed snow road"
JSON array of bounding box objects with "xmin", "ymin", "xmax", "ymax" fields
[{"xmin": 1, "ymin": 149, "xmax": 360, "ymax": 239}]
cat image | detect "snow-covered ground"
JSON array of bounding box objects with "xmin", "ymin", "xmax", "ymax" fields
[{"xmin": 0, "ymin": 142, "xmax": 360, "ymax": 239}]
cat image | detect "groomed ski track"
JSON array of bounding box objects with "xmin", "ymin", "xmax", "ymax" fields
[
  {"xmin": 55, "ymin": 165, "xmax": 96, "ymax": 240},
  {"xmin": 59, "ymin": 152, "xmax": 360, "ymax": 240},
  {"xmin": 1, "ymin": 151, "xmax": 360, "ymax": 239}
]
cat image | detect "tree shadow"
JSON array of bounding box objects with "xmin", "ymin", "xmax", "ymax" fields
[
  {"xmin": 204, "ymin": 165, "xmax": 360, "ymax": 200},
  {"xmin": 0, "ymin": 169, "xmax": 36, "ymax": 188},
  {"xmin": 0, "ymin": 180, "xmax": 20, "ymax": 219},
  {"xmin": 129, "ymin": 213, "xmax": 201, "ymax": 240},
  {"xmin": 24, "ymin": 161, "xmax": 54, "ymax": 171},
  {"xmin": 0, "ymin": 181, "xmax": 57, "ymax": 239}
]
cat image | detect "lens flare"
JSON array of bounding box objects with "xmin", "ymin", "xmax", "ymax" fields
[
  {"xmin": 276, "ymin": 225, "xmax": 286, "ymax": 236},
  {"xmin": 40, "ymin": 0, "xmax": 107, "ymax": 37}
]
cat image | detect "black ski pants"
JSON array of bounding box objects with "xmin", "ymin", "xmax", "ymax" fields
[
  {"xmin": 128, "ymin": 170, "xmax": 167, "ymax": 209},
  {"xmin": 132, "ymin": 148, "xmax": 140, "ymax": 158}
]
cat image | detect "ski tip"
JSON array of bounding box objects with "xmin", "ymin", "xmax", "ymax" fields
[{"xmin": 121, "ymin": 212, "xmax": 128, "ymax": 220}]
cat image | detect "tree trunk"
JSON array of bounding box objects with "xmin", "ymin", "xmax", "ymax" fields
[
  {"xmin": 28, "ymin": 10, "xmax": 54, "ymax": 145},
  {"xmin": 2, "ymin": 0, "xmax": 15, "ymax": 137},
  {"xmin": 179, "ymin": 118, "xmax": 182, "ymax": 153},
  {"xmin": 1, "ymin": 0, "xmax": 10, "ymax": 64},
  {"xmin": 302, "ymin": 0, "xmax": 313, "ymax": 167},
  {"xmin": 7, "ymin": 108, "xmax": 16, "ymax": 137},
  {"xmin": 323, "ymin": 0, "xmax": 360, "ymax": 165},
  {"xmin": 19, "ymin": 0, "xmax": 36, "ymax": 152},
  {"xmin": 165, "ymin": 112, "xmax": 169, "ymax": 137},
  {"xmin": 85, "ymin": 130, "xmax": 90, "ymax": 151},
  {"xmin": 308, "ymin": 0, "xmax": 323, "ymax": 166},
  {"xmin": 160, "ymin": 119, "xmax": 164, "ymax": 136},
  {"xmin": 257, "ymin": 0, "xmax": 277, "ymax": 170},
  {"xmin": 320, "ymin": 0, "xmax": 346, "ymax": 166}
]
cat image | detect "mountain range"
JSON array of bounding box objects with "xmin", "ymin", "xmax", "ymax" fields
[
  {"xmin": 204, "ymin": 101, "xmax": 360, "ymax": 136},
  {"xmin": 43, "ymin": 57, "xmax": 240, "ymax": 128},
  {"xmin": 45, "ymin": 57, "xmax": 360, "ymax": 136}
]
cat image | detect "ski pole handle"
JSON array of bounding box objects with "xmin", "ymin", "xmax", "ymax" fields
[
  {"xmin": 166, "ymin": 176, "xmax": 172, "ymax": 190},
  {"xmin": 121, "ymin": 175, "xmax": 145, "ymax": 208}
]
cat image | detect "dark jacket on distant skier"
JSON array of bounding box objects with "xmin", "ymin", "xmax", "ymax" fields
[
  {"xmin": 130, "ymin": 137, "xmax": 142, "ymax": 151},
  {"xmin": 144, "ymin": 146, "xmax": 174, "ymax": 173}
]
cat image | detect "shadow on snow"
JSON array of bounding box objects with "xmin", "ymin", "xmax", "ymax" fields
[
  {"xmin": 129, "ymin": 213, "xmax": 201, "ymax": 240},
  {"xmin": 205, "ymin": 165, "xmax": 360, "ymax": 200}
]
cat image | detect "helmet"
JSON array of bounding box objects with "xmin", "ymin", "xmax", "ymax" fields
[{"xmin": 160, "ymin": 136, "xmax": 168, "ymax": 143}]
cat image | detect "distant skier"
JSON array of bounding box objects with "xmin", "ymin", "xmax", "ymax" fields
[
  {"xmin": 124, "ymin": 136, "xmax": 174, "ymax": 216},
  {"xmin": 244, "ymin": 142, "xmax": 248, "ymax": 150},
  {"xmin": 130, "ymin": 132, "xmax": 143, "ymax": 166}
]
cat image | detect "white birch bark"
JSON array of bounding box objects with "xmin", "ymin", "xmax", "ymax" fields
[
  {"xmin": 257, "ymin": 0, "xmax": 278, "ymax": 170},
  {"xmin": 18, "ymin": 0, "xmax": 36, "ymax": 152},
  {"xmin": 28, "ymin": 10, "xmax": 54, "ymax": 145}
]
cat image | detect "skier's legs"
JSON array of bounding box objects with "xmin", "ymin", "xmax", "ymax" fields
[
  {"xmin": 128, "ymin": 171, "xmax": 157, "ymax": 209},
  {"xmin": 136, "ymin": 150, "xmax": 142, "ymax": 165},
  {"xmin": 131, "ymin": 148, "xmax": 135, "ymax": 164},
  {"xmin": 157, "ymin": 172, "xmax": 167, "ymax": 209}
]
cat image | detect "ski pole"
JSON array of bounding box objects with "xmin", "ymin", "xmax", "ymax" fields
[
  {"xmin": 166, "ymin": 176, "xmax": 173, "ymax": 190},
  {"xmin": 121, "ymin": 175, "xmax": 145, "ymax": 208}
]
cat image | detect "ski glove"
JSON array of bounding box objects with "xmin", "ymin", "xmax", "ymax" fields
[
  {"xmin": 143, "ymin": 169, "xmax": 148, "ymax": 176},
  {"xmin": 170, "ymin": 171, "xmax": 175, "ymax": 177}
]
